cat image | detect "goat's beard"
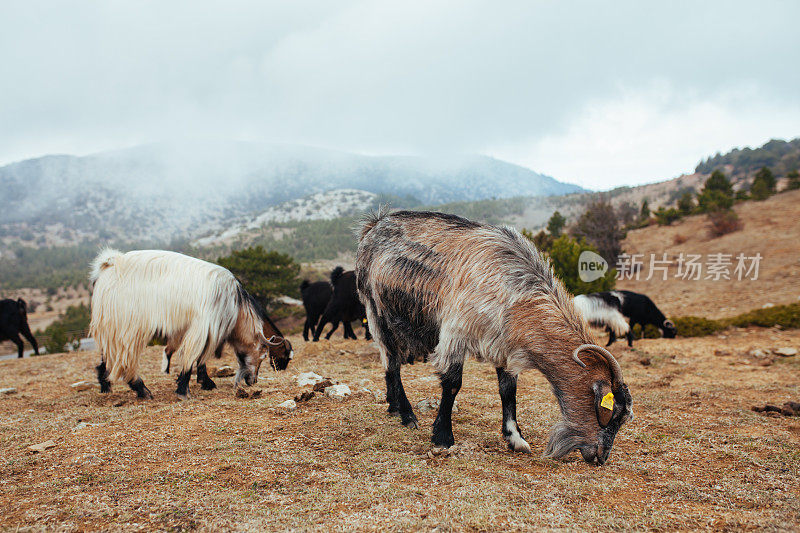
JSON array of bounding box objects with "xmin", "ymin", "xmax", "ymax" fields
[{"xmin": 544, "ymin": 421, "xmax": 584, "ymax": 459}]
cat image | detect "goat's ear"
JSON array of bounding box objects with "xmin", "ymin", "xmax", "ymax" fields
[{"xmin": 593, "ymin": 381, "xmax": 614, "ymax": 427}]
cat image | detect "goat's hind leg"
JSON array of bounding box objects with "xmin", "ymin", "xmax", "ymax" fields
[
  {"xmin": 432, "ymin": 361, "xmax": 463, "ymax": 448},
  {"xmin": 197, "ymin": 343, "xmax": 222, "ymax": 390},
  {"xmin": 496, "ymin": 367, "xmax": 530, "ymax": 452},
  {"xmin": 385, "ymin": 354, "xmax": 417, "ymax": 429}
]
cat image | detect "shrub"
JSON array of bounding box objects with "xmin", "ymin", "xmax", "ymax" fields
[
  {"xmin": 725, "ymin": 303, "xmax": 800, "ymax": 329},
  {"xmin": 750, "ymin": 167, "xmax": 776, "ymax": 200},
  {"xmin": 673, "ymin": 233, "xmax": 688, "ymax": 245},
  {"xmin": 787, "ymin": 169, "xmax": 800, "ymax": 190},
  {"xmin": 38, "ymin": 304, "xmax": 90, "ymax": 354},
  {"xmin": 546, "ymin": 211, "xmax": 566, "ymax": 238},
  {"xmin": 654, "ymin": 207, "xmax": 681, "ymax": 226},
  {"xmin": 707, "ymin": 209, "xmax": 743, "ymax": 238},
  {"xmin": 697, "ymin": 170, "xmax": 734, "ymax": 213},
  {"xmin": 673, "ymin": 316, "xmax": 725, "ymax": 337},
  {"xmin": 217, "ymin": 246, "xmax": 300, "ymax": 308},
  {"xmin": 546, "ymin": 235, "xmax": 616, "ymax": 295},
  {"xmin": 671, "ymin": 304, "xmax": 800, "ymax": 337},
  {"xmin": 571, "ymin": 198, "xmax": 625, "ymax": 265},
  {"xmin": 677, "ymin": 191, "xmax": 695, "ymax": 215}
]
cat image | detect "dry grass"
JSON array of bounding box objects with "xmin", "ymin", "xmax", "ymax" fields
[
  {"xmin": 1, "ymin": 328, "xmax": 800, "ymax": 531},
  {"xmin": 620, "ymin": 189, "xmax": 800, "ymax": 319}
]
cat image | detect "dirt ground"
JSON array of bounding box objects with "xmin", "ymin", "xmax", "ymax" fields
[{"xmin": 1, "ymin": 326, "xmax": 799, "ymax": 531}]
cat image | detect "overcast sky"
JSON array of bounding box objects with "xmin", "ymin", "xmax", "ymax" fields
[{"xmin": 1, "ymin": 1, "xmax": 798, "ymax": 189}]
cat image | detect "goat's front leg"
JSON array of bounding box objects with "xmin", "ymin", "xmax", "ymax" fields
[
  {"xmin": 496, "ymin": 367, "xmax": 530, "ymax": 452},
  {"xmin": 432, "ymin": 362, "xmax": 463, "ymax": 447},
  {"xmin": 605, "ymin": 327, "xmax": 617, "ymax": 347}
]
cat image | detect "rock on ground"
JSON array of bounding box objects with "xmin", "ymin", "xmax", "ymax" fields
[
  {"xmin": 70, "ymin": 381, "xmax": 93, "ymax": 391},
  {"xmin": 278, "ymin": 399, "xmax": 297, "ymax": 410},
  {"xmin": 325, "ymin": 384, "xmax": 351, "ymax": 400},
  {"xmin": 774, "ymin": 347, "xmax": 797, "ymax": 357},
  {"xmin": 214, "ymin": 365, "xmax": 235, "ymax": 378},
  {"xmin": 296, "ymin": 372, "xmax": 324, "ymax": 387},
  {"xmin": 28, "ymin": 440, "xmax": 57, "ymax": 453}
]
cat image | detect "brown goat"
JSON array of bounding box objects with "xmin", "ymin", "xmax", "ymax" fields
[{"xmin": 355, "ymin": 209, "xmax": 632, "ymax": 465}]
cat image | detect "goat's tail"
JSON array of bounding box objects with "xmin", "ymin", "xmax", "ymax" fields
[
  {"xmin": 355, "ymin": 205, "xmax": 391, "ymax": 240},
  {"xmin": 330, "ymin": 266, "xmax": 345, "ymax": 285},
  {"xmin": 89, "ymin": 248, "xmax": 122, "ymax": 285}
]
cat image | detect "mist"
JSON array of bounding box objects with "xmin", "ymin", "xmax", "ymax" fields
[{"xmin": 1, "ymin": 0, "xmax": 799, "ymax": 188}]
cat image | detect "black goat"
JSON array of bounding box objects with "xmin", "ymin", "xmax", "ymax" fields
[
  {"xmin": 1, "ymin": 299, "xmax": 39, "ymax": 358},
  {"xmin": 300, "ymin": 280, "xmax": 333, "ymax": 341},
  {"xmin": 575, "ymin": 290, "xmax": 676, "ymax": 347},
  {"xmin": 312, "ymin": 267, "xmax": 371, "ymax": 342}
]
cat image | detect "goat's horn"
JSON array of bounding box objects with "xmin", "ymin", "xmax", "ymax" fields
[
  {"xmin": 266, "ymin": 335, "xmax": 284, "ymax": 346},
  {"xmin": 572, "ymin": 344, "xmax": 624, "ymax": 385}
]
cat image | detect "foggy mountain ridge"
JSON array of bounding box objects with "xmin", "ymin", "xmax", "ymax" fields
[{"xmin": 0, "ymin": 141, "xmax": 584, "ymax": 245}]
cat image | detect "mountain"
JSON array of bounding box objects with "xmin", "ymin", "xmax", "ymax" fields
[{"xmin": 0, "ymin": 141, "xmax": 583, "ymax": 246}]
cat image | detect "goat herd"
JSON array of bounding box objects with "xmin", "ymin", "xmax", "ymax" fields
[{"xmin": 3, "ymin": 209, "xmax": 681, "ymax": 465}]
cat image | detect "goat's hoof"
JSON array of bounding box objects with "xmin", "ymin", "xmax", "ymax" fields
[
  {"xmin": 200, "ymin": 380, "xmax": 217, "ymax": 391},
  {"xmin": 402, "ymin": 415, "xmax": 419, "ymax": 429},
  {"xmin": 99, "ymin": 385, "xmax": 111, "ymax": 394},
  {"xmin": 176, "ymin": 393, "xmax": 190, "ymax": 401},
  {"xmin": 432, "ymin": 434, "xmax": 454, "ymax": 448},
  {"xmin": 505, "ymin": 436, "xmax": 531, "ymax": 453}
]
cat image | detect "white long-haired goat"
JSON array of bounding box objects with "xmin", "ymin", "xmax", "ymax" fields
[{"xmin": 89, "ymin": 249, "xmax": 284, "ymax": 400}]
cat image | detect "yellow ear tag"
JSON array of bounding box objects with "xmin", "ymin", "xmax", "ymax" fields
[{"xmin": 601, "ymin": 392, "xmax": 615, "ymax": 411}]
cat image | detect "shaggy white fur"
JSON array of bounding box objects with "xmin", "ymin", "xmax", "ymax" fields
[
  {"xmin": 89, "ymin": 249, "xmax": 262, "ymax": 383},
  {"xmin": 573, "ymin": 294, "xmax": 630, "ymax": 337}
]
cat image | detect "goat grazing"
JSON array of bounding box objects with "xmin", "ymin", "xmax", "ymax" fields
[
  {"xmin": 575, "ymin": 290, "xmax": 676, "ymax": 347},
  {"xmin": 300, "ymin": 279, "xmax": 333, "ymax": 341},
  {"xmin": 0, "ymin": 299, "xmax": 39, "ymax": 358},
  {"xmin": 312, "ymin": 267, "xmax": 371, "ymax": 342},
  {"xmin": 161, "ymin": 311, "xmax": 293, "ymax": 388},
  {"xmin": 89, "ymin": 249, "xmax": 291, "ymax": 400},
  {"xmin": 356, "ymin": 210, "xmax": 632, "ymax": 465}
]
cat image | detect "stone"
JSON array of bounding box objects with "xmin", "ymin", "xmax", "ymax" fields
[
  {"xmin": 235, "ymin": 388, "xmax": 250, "ymax": 399},
  {"xmin": 372, "ymin": 389, "xmax": 386, "ymax": 403},
  {"xmin": 296, "ymin": 372, "xmax": 324, "ymax": 387},
  {"xmin": 0, "ymin": 387, "xmax": 17, "ymax": 395},
  {"xmin": 417, "ymin": 398, "xmax": 458, "ymax": 413},
  {"xmin": 70, "ymin": 381, "xmax": 93, "ymax": 391},
  {"xmin": 324, "ymin": 384, "xmax": 351, "ymax": 400},
  {"xmin": 214, "ymin": 365, "xmax": 235, "ymax": 378},
  {"xmin": 714, "ymin": 349, "xmax": 731, "ymax": 357},
  {"xmin": 749, "ymin": 349, "xmax": 768, "ymax": 359},
  {"xmin": 774, "ymin": 347, "xmax": 798, "ymax": 357},
  {"xmin": 278, "ymin": 399, "xmax": 297, "ymax": 410},
  {"xmin": 294, "ymin": 390, "xmax": 315, "ymax": 403},
  {"xmin": 312, "ymin": 379, "xmax": 334, "ymax": 392},
  {"xmin": 72, "ymin": 422, "xmax": 101, "ymax": 432},
  {"xmin": 28, "ymin": 440, "xmax": 57, "ymax": 453}
]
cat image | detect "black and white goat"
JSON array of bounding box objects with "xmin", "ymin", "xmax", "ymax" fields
[
  {"xmin": 356, "ymin": 209, "xmax": 632, "ymax": 465},
  {"xmin": 574, "ymin": 290, "xmax": 676, "ymax": 347},
  {"xmin": 312, "ymin": 267, "xmax": 371, "ymax": 342},
  {"xmin": 0, "ymin": 298, "xmax": 39, "ymax": 358}
]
